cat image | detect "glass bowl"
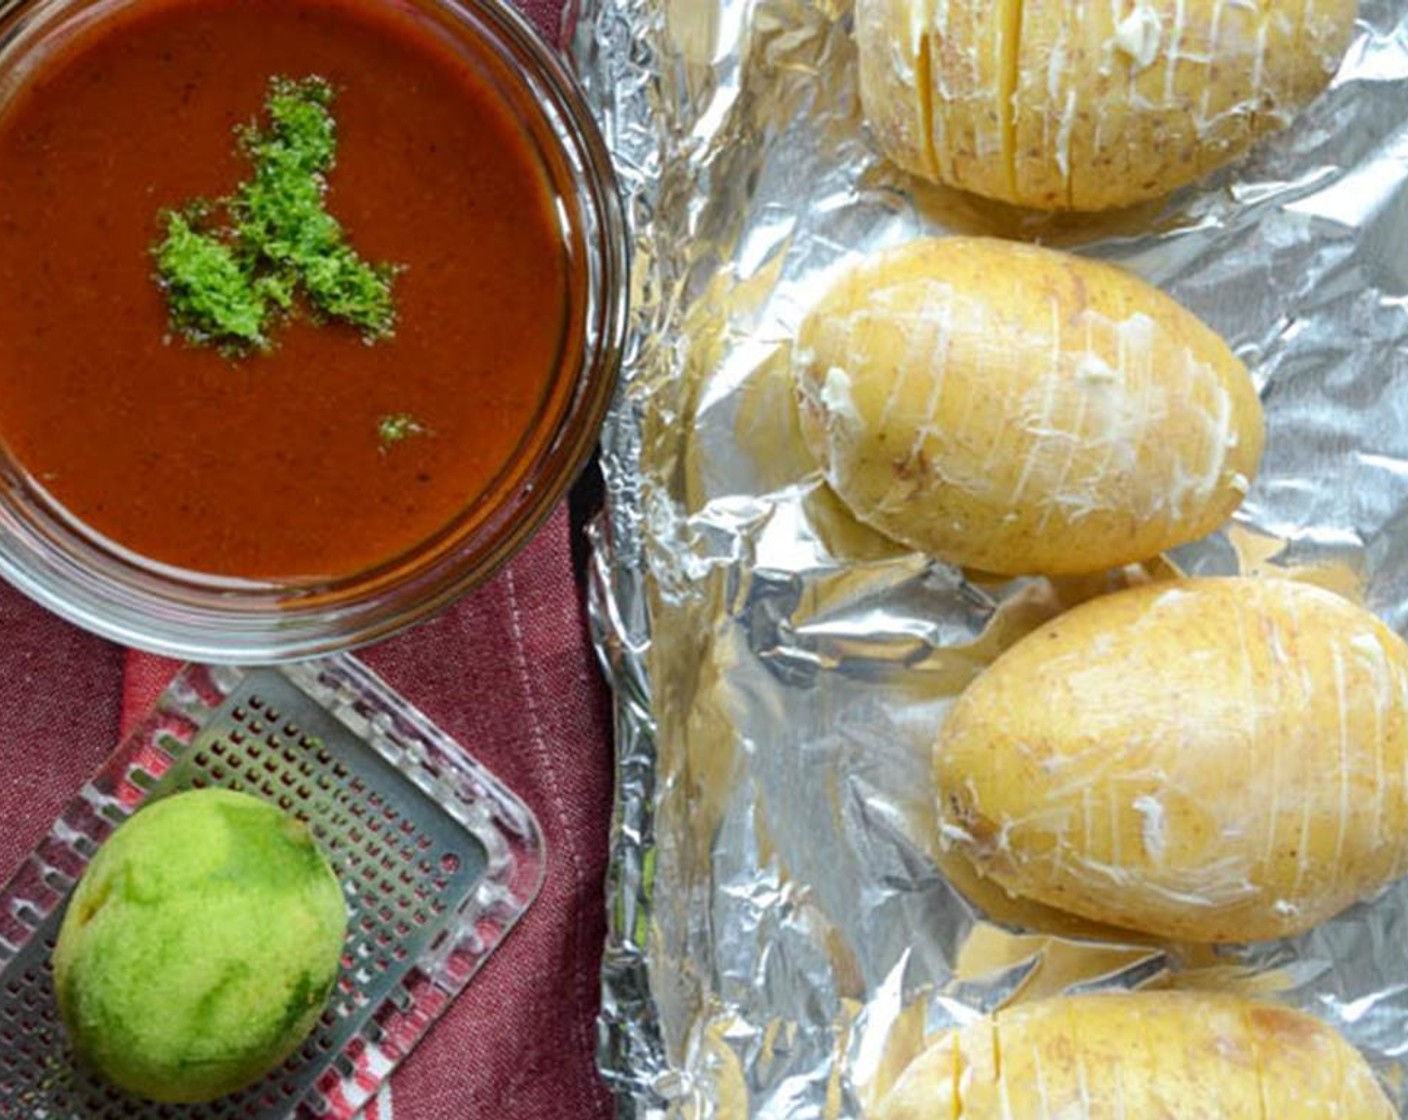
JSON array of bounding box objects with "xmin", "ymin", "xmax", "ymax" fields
[{"xmin": 0, "ymin": 0, "xmax": 627, "ymax": 662}]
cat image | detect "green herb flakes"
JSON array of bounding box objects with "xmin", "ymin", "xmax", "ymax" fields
[
  {"xmin": 153, "ymin": 76, "xmax": 400, "ymax": 355},
  {"xmin": 378, "ymin": 412, "xmax": 426, "ymax": 449}
]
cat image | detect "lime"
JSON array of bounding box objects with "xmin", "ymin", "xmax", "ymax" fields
[{"xmin": 53, "ymin": 787, "xmax": 347, "ymax": 1103}]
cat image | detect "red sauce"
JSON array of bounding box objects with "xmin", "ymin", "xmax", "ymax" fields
[{"xmin": 0, "ymin": 0, "xmax": 572, "ymax": 581}]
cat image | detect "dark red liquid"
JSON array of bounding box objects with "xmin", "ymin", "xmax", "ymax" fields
[{"xmin": 0, "ymin": 0, "xmax": 570, "ymax": 579}]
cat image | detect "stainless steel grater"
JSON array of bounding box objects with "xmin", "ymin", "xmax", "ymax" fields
[{"xmin": 0, "ymin": 657, "xmax": 546, "ymax": 1119}]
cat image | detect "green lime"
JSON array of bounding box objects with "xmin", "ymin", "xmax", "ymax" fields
[{"xmin": 53, "ymin": 788, "xmax": 347, "ymax": 1103}]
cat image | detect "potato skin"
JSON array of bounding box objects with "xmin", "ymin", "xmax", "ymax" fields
[
  {"xmin": 876, "ymin": 991, "xmax": 1394, "ymax": 1119},
  {"xmin": 857, "ymin": 0, "xmax": 1358, "ymax": 211},
  {"xmin": 793, "ymin": 238, "xmax": 1263, "ymax": 577},
  {"xmin": 935, "ymin": 577, "xmax": 1408, "ymax": 943}
]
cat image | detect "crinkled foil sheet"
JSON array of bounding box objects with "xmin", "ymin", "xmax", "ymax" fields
[{"xmin": 576, "ymin": 2, "xmax": 1408, "ymax": 1115}]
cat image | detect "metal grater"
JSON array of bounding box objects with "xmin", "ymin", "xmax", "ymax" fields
[{"xmin": 0, "ymin": 658, "xmax": 546, "ymax": 1119}]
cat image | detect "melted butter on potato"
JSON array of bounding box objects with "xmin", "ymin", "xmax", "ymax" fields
[
  {"xmin": 935, "ymin": 577, "xmax": 1408, "ymax": 943},
  {"xmin": 876, "ymin": 991, "xmax": 1394, "ymax": 1118},
  {"xmin": 793, "ymin": 238, "xmax": 1263, "ymax": 576},
  {"xmin": 857, "ymin": 0, "xmax": 1357, "ymax": 210}
]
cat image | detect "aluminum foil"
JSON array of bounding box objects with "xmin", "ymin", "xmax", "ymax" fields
[{"xmin": 576, "ymin": 1, "xmax": 1408, "ymax": 1115}]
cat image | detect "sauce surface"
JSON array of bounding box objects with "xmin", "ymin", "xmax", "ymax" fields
[{"xmin": 0, "ymin": 0, "xmax": 569, "ymax": 580}]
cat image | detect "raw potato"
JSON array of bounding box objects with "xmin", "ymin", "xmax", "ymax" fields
[
  {"xmin": 856, "ymin": 0, "xmax": 1358, "ymax": 211},
  {"xmin": 936, "ymin": 577, "xmax": 1408, "ymax": 943},
  {"xmin": 793, "ymin": 238, "xmax": 1263, "ymax": 577},
  {"xmin": 876, "ymin": 991, "xmax": 1394, "ymax": 1119}
]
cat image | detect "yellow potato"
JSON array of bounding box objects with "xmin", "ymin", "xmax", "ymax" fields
[
  {"xmin": 856, "ymin": 0, "xmax": 1358, "ymax": 211},
  {"xmin": 876, "ymin": 991, "xmax": 1394, "ymax": 1119},
  {"xmin": 793, "ymin": 238, "xmax": 1263, "ymax": 577},
  {"xmin": 936, "ymin": 577, "xmax": 1408, "ymax": 943}
]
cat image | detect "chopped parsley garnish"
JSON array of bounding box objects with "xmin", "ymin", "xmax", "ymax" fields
[{"xmin": 153, "ymin": 76, "xmax": 400, "ymax": 354}]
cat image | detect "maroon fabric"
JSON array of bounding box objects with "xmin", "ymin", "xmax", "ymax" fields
[
  {"xmin": 0, "ymin": 585, "xmax": 126, "ymax": 874},
  {"xmin": 516, "ymin": 0, "xmax": 573, "ymax": 41},
  {"xmin": 0, "ymin": 8, "xmax": 618, "ymax": 1118},
  {"xmin": 360, "ymin": 504, "xmax": 614, "ymax": 1118}
]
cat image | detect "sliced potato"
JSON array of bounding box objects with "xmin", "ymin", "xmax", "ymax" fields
[
  {"xmin": 793, "ymin": 237, "xmax": 1263, "ymax": 577},
  {"xmin": 877, "ymin": 991, "xmax": 1394, "ymax": 1119},
  {"xmin": 857, "ymin": 0, "xmax": 1358, "ymax": 210},
  {"xmin": 935, "ymin": 577, "xmax": 1408, "ymax": 943}
]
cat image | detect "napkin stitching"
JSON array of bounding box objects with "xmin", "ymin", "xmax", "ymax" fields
[{"xmin": 503, "ymin": 564, "xmax": 596, "ymax": 1100}]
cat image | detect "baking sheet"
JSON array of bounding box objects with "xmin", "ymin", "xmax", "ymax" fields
[{"xmin": 577, "ymin": 1, "xmax": 1408, "ymax": 1115}]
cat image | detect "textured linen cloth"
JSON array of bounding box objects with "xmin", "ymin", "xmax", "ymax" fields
[{"xmin": 0, "ymin": 3, "xmax": 618, "ymax": 1116}]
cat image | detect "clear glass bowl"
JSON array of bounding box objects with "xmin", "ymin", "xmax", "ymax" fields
[{"xmin": 0, "ymin": 0, "xmax": 627, "ymax": 662}]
